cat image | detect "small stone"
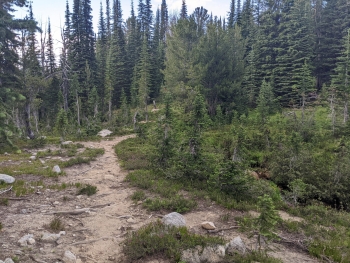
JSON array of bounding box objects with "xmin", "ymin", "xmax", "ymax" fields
[
  {"xmin": 14, "ymin": 250, "xmax": 24, "ymax": 255},
  {"xmin": 62, "ymin": 250, "xmax": 76, "ymax": 263},
  {"xmin": 62, "ymin": 141, "xmax": 73, "ymax": 145},
  {"xmin": 30, "ymin": 156, "xmax": 36, "ymax": 160},
  {"xmin": 41, "ymin": 231, "xmax": 65, "ymax": 242},
  {"xmin": 21, "ymin": 209, "xmax": 27, "ymax": 214},
  {"xmin": 126, "ymin": 217, "xmax": 135, "ymax": 223},
  {"xmin": 40, "ymin": 159, "xmax": 46, "ymax": 164},
  {"xmin": 53, "ymin": 201, "xmax": 60, "ymax": 205},
  {"xmin": 28, "ymin": 238, "xmax": 36, "ymax": 245},
  {"xmin": 0, "ymin": 174, "xmax": 15, "ymax": 184},
  {"xmin": 162, "ymin": 212, "xmax": 186, "ymax": 227},
  {"xmin": 4, "ymin": 259, "xmax": 15, "ymax": 263},
  {"xmin": 18, "ymin": 234, "xmax": 34, "ymax": 246},
  {"xmin": 52, "ymin": 165, "xmax": 61, "ymax": 173},
  {"xmin": 201, "ymin": 221, "xmax": 216, "ymax": 230}
]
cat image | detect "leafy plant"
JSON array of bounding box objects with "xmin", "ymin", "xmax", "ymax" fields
[
  {"xmin": 46, "ymin": 217, "xmax": 65, "ymax": 232},
  {"xmin": 77, "ymin": 184, "xmax": 97, "ymax": 196},
  {"xmin": 131, "ymin": 190, "xmax": 146, "ymax": 202}
]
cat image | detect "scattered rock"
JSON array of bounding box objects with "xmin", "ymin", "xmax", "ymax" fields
[
  {"xmin": 97, "ymin": 129, "xmax": 113, "ymax": 137},
  {"xmin": 4, "ymin": 259, "xmax": 15, "ymax": 263},
  {"xmin": 0, "ymin": 174, "xmax": 15, "ymax": 184},
  {"xmin": 0, "ymin": 260, "xmax": 3, "ymax": 263},
  {"xmin": 53, "ymin": 201, "xmax": 60, "ymax": 205},
  {"xmin": 126, "ymin": 217, "xmax": 135, "ymax": 223},
  {"xmin": 201, "ymin": 221, "xmax": 216, "ymax": 230},
  {"xmin": 225, "ymin": 236, "xmax": 246, "ymax": 255},
  {"xmin": 40, "ymin": 159, "xmax": 46, "ymax": 164},
  {"xmin": 52, "ymin": 165, "xmax": 61, "ymax": 174},
  {"xmin": 62, "ymin": 141, "xmax": 73, "ymax": 145},
  {"xmin": 62, "ymin": 250, "xmax": 76, "ymax": 263},
  {"xmin": 41, "ymin": 231, "xmax": 66, "ymax": 243},
  {"xmin": 181, "ymin": 245, "xmax": 225, "ymax": 263},
  {"xmin": 29, "ymin": 156, "xmax": 36, "ymax": 160},
  {"xmin": 18, "ymin": 234, "xmax": 34, "ymax": 247},
  {"xmin": 162, "ymin": 212, "xmax": 186, "ymax": 227},
  {"xmin": 28, "ymin": 238, "xmax": 36, "ymax": 245}
]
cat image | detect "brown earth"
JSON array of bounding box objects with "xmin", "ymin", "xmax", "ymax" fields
[{"xmin": 0, "ymin": 135, "xmax": 319, "ymax": 263}]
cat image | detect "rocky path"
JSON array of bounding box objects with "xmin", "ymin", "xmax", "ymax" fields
[{"xmin": 0, "ymin": 135, "xmax": 319, "ymax": 263}]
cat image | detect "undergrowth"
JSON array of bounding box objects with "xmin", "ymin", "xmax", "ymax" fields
[{"xmin": 123, "ymin": 220, "xmax": 224, "ymax": 262}]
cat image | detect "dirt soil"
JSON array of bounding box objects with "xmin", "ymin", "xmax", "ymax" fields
[{"xmin": 0, "ymin": 135, "xmax": 319, "ymax": 263}]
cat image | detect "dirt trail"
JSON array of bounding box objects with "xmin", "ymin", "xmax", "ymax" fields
[{"xmin": 0, "ymin": 135, "xmax": 319, "ymax": 263}]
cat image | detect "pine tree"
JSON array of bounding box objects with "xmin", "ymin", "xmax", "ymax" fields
[
  {"xmin": 106, "ymin": 0, "xmax": 112, "ymax": 36},
  {"xmin": 257, "ymin": 79, "xmax": 277, "ymax": 123},
  {"xmin": 228, "ymin": 0, "xmax": 235, "ymax": 28},
  {"xmin": 180, "ymin": 0, "xmax": 188, "ymax": 19},
  {"xmin": 332, "ymin": 29, "xmax": 350, "ymax": 124},
  {"xmin": 45, "ymin": 19, "xmax": 56, "ymax": 74},
  {"xmin": 138, "ymin": 36, "xmax": 151, "ymax": 121},
  {"xmin": 160, "ymin": 0, "xmax": 168, "ymax": 41}
]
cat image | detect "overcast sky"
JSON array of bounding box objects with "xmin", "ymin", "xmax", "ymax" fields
[{"xmin": 14, "ymin": 0, "xmax": 230, "ymax": 52}]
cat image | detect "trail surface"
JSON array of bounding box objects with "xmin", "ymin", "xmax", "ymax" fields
[{"xmin": 0, "ymin": 135, "xmax": 319, "ymax": 263}]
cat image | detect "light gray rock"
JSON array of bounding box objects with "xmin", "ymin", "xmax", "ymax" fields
[
  {"xmin": 29, "ymin": 156, "xmax": 36, "ymax": 160},
  {"xmin": 181, "ymin": 245, "xmax": 225, "ymax": 263},
  {"xmin": 62, "ymin": 141, "xmax": 73, "ymax": 145},
  {"xmin": 200, "ymin": 245, "xmax": 225, "ymax": 263},
  {"xmin": 201, "ymin": 221, "xmax": 216, "ymax": 230},
  {"xmin": 62, "ymin": 250, "xmax": 76, "ymax": 263},
  {"xmin": 4, "ymin": 259, "xmax": 15, "ymax": 263},
  {"xmin": 97, "ymin": 129, "xmax": 113, "ymax": 137},
  {"xmin": 41, "ymin": 231, "xmax": 66, "ymax": 242},
  {"xmin": 18, "ymin": 234, "xmax": 34, "ymax": 246},
  {"xmin": 162, "ymin": 212, "xmax": 186, "ymax": 227},
  {"xmin": 0, "ymin": 260, "xmax": 4, "ymax": 263},
  {"xmin": 0, "ymin": 174, "xmax": 15, "ymax": 184},
  {"xmin": 28, "ymin": 238, "xmax": 36, "ymax": 245},
  {"xmin": 181, "ymin": 245, "xmax": 201, "ymax": 263},
  {"xmin": 52, "ymin": 165, "xmax": 61, "ymax": 173},
  {"xmin": 225, "ymin": 236, "xmax": 246, "ymax": 255}
]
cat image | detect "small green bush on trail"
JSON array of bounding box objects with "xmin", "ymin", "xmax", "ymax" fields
[
  {"xmin": 122, "ymin": 220, "xmax": 224, "ymax": 262},
  {"xmin": 77, "ymin": 184, "xmax": 97, "ymax": 196}
]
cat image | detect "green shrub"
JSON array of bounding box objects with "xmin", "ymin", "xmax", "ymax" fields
[
  {"xmin": 123, "ymin": 220, "xmax": 223, "ymax": 262},
  {"xmin": 131, "ymin": 190, "xmax": 146, "ymax": 202},
  {"xmin": 77, "ymin": 184, "xmax": 97, "ymax": 196},
  {"xmin": 46, "ymin": 217, "xmax": 65, "ymax": 232},
  {"xmin": 143, "ymin": 195, "xmax": 197, "ymax": 213}
]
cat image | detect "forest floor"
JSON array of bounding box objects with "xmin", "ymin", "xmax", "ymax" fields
[{"xmin": 0, "ymin": 135, "xmax": 320, "ymax": 263}]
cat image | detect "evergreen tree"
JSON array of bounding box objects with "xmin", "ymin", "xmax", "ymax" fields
[
  {"xmin": 160, "ymin": 0, "xmax": 168, "ymax": 41},
  {"xmin": 137, "ymin": 36, "xmax": 151, "ymax": 121},
  {"xmin": 45, "ymin": 19, "xmax": 56, "ymax": 74},
  {"xmin": 106, "ymin": 0, "xmax": 112, "ymax": 36},
  {"xmin": 332, "ymin": 29, "xmax": 350, "ymax": 124},
  {"xmin": 257, "ymin": 79, "xmax": 277, "ymax": 123},
  {"xmin": 228, "ymin": 0, "xmax": 235, "ymax": 28},
  {"xmin": 180, "ymin": 0, "xmax": 188, "ymax": 19}
]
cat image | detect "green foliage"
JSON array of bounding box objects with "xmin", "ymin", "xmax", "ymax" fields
[
  {"xmin": 255, "ymin": 194, "xmax": 281, "ymax": 248},
  {"xmin": 143, "ymin": 195, "xmax": 197, "ymax": 213},
  {"xmin": 77, "ymin": 184, "xmax": 97, "ymax": 196},
  {"xmin": 46, "ymin": 217, "xmax": 65, "ymax": 232},
  {"xmin": 55, "ymin": 109, "xmax": 68, "ymax": 139},
  {"xmin": 286, "ymin": 179, "xmax": 308, "ymax": 206},
  {"xmin": 131, "ymin": 190, "xmax": 146, "ymax": 202},
  {"xmin": 122, "ymin": 220, "xmax": 224, "ymax": 262},
  {"xmin": 0, "ymin": 198, "xmax": 9, "ymax": 206}
]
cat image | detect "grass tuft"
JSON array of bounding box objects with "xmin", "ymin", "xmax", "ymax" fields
[
  {"xmin": 123, "ymin": 220, "xmax": 223, "ymax": 262},
  {"xmin": 45, "ymin": 217, "xmax": 65, "ymax": 232},
  {"xmin": 77, "ymin": 184, "xmax": 97, "ymax": 196}
]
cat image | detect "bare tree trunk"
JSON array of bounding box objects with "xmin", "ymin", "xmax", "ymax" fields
[
  {"xmin": 33, "ymin": 110, "xmax": 39, "ymax": 134},
  {"xmin": 344, "ymin": 101, "xmax": 348, "ymax": 124},
  {"xmin": 24, "ymin": 102, "xmax": 35, "ymax": 139},
  {"xmin": 330, "ymin": 91, "xmax": 336, "ymax": 134},
  {"xmin": 76, "ymin": 92, "xmax": 80, "ymax": 126},
  {"xmin": 108, "ymin": 99, "xmax": 112, "ymax": 122},
  {"xmin": 301, "ymin": 94, "xmax": 306, "ymax": 124}
]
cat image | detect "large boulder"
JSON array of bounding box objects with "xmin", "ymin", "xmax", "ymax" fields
[
  {"xmin": 225, "ymin": 236, "xmax": 247, "ymax": 255},
  {"xmin": 162, "ymin": 212, "xmax": 186, "ymax": 227},
  {"xmin": 0, "ymin": 174, "xmax": 15, "ymax": 184}
]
